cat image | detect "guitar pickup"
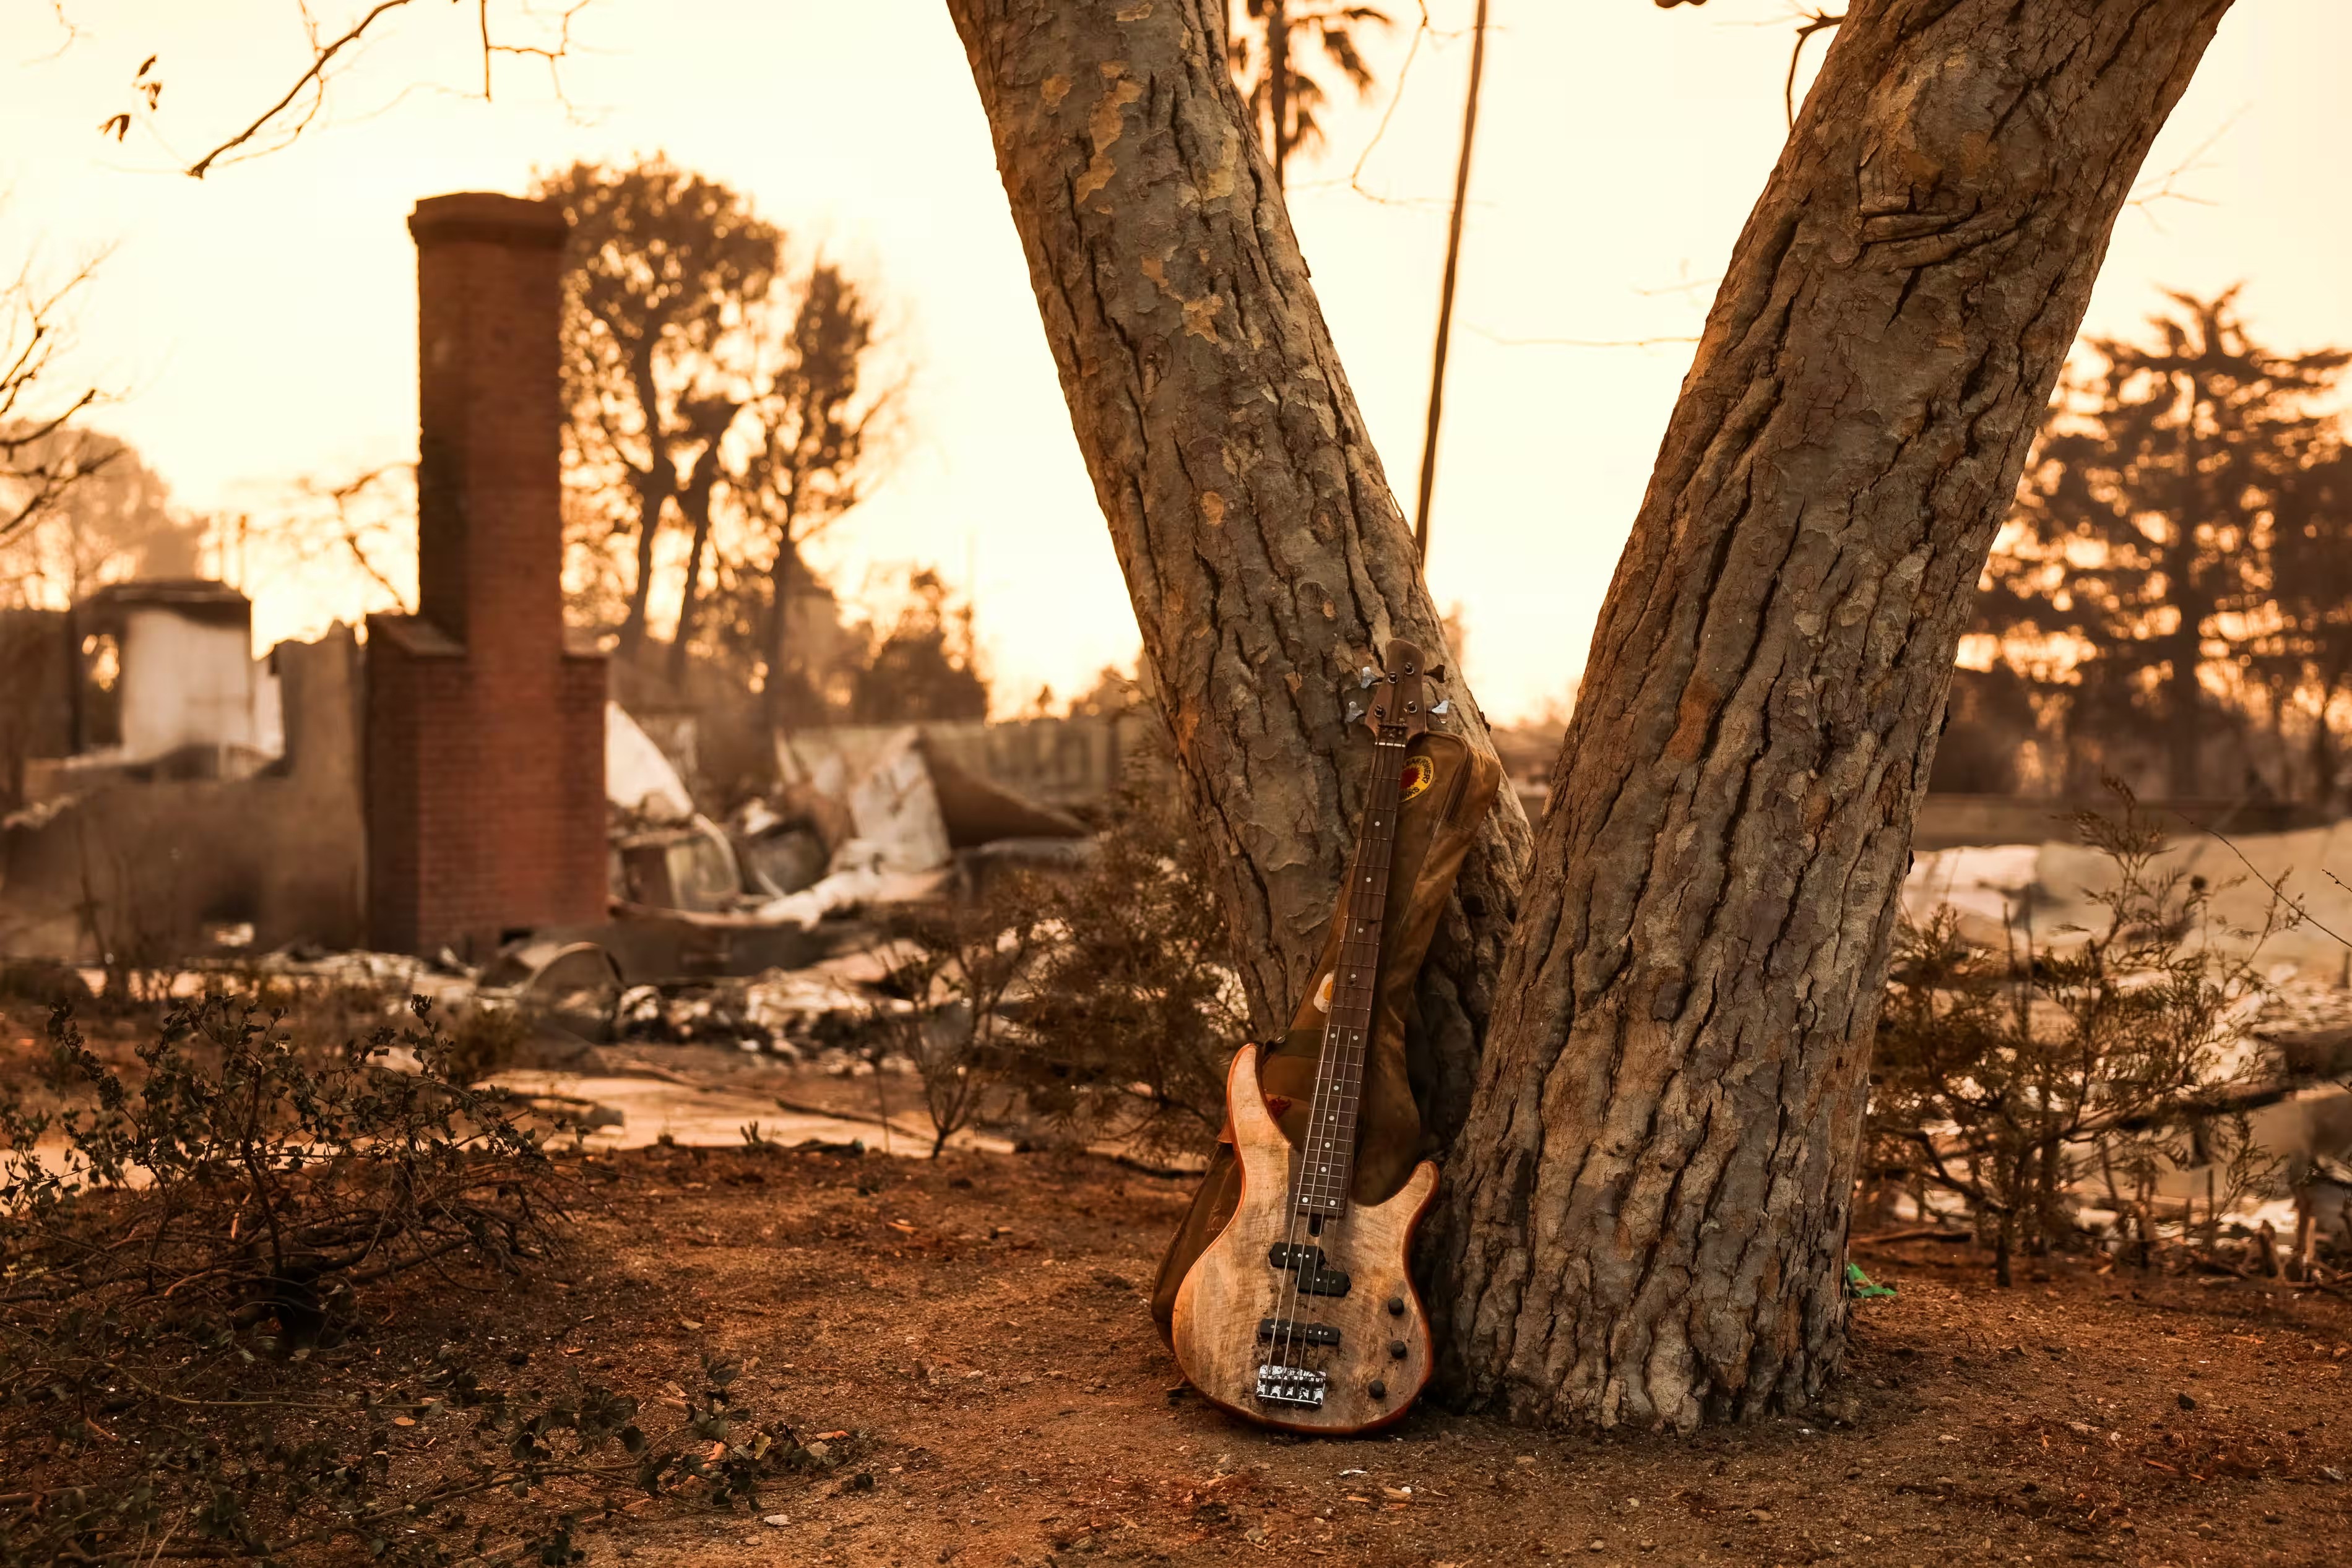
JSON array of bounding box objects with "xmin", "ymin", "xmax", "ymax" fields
[
  {"xmin": 1257, "ymin": 1317, "xmax": 1341, "ymax": 1347},
  {"xmin": 1266, "ymin": 1242, "xmax": 1351, "ymax": 1298},
  {"xmin": 1254, "ymin": 1363, "xmax": 1328, "ymax": 1409}
]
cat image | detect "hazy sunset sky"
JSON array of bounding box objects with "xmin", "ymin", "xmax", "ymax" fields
[{"xmin": 5, "ymin": 1, "xmax": 2348, "ymax": 720}]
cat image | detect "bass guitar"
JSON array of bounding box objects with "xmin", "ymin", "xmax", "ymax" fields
[{"xmin": 1170, "ymin": 638, "xmax": 1445, "ymax": 1433}]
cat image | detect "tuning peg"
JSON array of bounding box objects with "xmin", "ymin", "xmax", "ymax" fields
[
  {"xmin": 1429, "ymin": 664, "xmax": 1446, "ymax": 681},
  {"xmin": 1344, "ymin": 699, "xmax": 1365, "ymax": 723},
  {"xmin": 1359, "ymin": 666, "xmax": 1379, "ymax": 689},
  {"xmin": 1430, "ymin": 699, "xmax": 1451, "ymax": 716}
]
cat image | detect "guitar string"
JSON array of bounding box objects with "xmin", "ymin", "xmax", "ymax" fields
[
  {"xmin": 1271, "ymin": 733, "xmax": 1396, "ymax": 1377},
  {"xmin": 1276, "ymin": 735, "xmax": 1388, "ymax": 1373},
  {"xmin": 1271, "ymin": 728, "xmax": 1406, "ymax": 1383},
  {"xmin": 1315, "ymin": 734, "xmax": 1402, "ymax": 1259},
  {"xmin": 1296, "ymin": 733, "xmax": 1404, "ymax": 1372}
]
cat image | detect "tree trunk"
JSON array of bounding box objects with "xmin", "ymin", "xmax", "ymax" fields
[
  {"xmin": 2315, "ymin": 674, "xmax": 2352, "ymax": 812},
  {"xmin": 2164, "ymin": 617, "xmax": 2207, "ymax": 796},
  {"xmin": 762, "ymin": 494, "xmax": 808, "ymax": 730},
  {"xmin": 1431, "ymin": 0, "xmax": 2230, "ymax": 1431},
  {"xmin": 2165, "ymin": 640, "xmax": 2205, "ymax": 795},
  {"xmin": 668, "ymin": 443, "xmax": 726, "ymax": 688},
  {"xmin": 2166, "ymin": 372, "xmax": 2213, "ymax": 796},
  {"xmin": 618, "ymin": 349, "xmax": 679, "ymax": 661},
  {"xmin": 618, "ymin": 473, "xmax": 668, "ymax": 660},
  {"xmin": 2308, "ymin": 691, "xmax": 2333, "ymax": 808},
  {"xmin": 941, "ymin": 0, "xmax": 1533, "ymax": 1140}
]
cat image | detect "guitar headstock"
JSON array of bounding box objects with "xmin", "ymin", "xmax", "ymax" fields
[{"xmin": 1347, "ymin": 638, "xmax": 1446, "ymax": 741}]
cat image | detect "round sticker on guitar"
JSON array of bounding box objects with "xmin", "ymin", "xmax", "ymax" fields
[{"xmin": 1399, "ymin": 755, "xmax": 1435, "ymax": 804}]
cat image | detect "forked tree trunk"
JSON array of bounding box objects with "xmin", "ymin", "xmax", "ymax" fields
[
  {"xmin": 1433, "ymin": 0, "xmax": 2231, "ymax": 1429},
  {"xmin": 946, "ymin": 0, "xmax": 2229, "ymax": 1430},
  {"xmin": 943, "ymin": 0, "xmax": 1533, "ymax": 1140}
]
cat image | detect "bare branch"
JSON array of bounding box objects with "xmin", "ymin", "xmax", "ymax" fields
[
  {"xmin": 1344, "ymin": 1, "xmax": 1429, "ymax": 203},
  {"xmin": 1630, "ymin": 270, "xmax": 1720, "ymax": 299},
  {"xmin": 2173, "ymin": 806, "xmax": 2352, "ymax": 952},
  {"xmin": 486, "ymin": 0, "xmax": 595, "ymax": 85},
  {"xmin": 178, "ymin": 0, "xmax": 595, "ymax": 178},
  {"xmin": 185, "ymin": 0, "xmax": 416, "ymax": 178},
  {"xmin": 27, "ymin": 1, "xmax": 83, "ymax": 65},
  {"xmin": 1464, "ymin": 324, "xmax": 1699, "ymax": 351},
  {"xmin": 1785, "ymin": 10, "xmax": 1844, "ymax": 129},
  {"xmin": 237, "ymin": 462, "xmax": 418, "ymax": 616},
  {"xmin": 2127, "ymin": 108, "xmax": 2243, "ymax": 227},
  {"xmin": 318, "ymin": 464, "xmax": 415, "ymax": 608},
  {"xmin": 0, "ymin": 249, "xmax": 111, "ymax": 548}
]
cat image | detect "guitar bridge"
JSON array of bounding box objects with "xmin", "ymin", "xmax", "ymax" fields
[{"xmin": 1255, "ymin": 1363, "xmax": 1328, "ymax": 1408}]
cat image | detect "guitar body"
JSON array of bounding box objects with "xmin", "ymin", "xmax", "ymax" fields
[{"xmin": 1171, "ymin": 1043, "xmax": 1438, "ymax": 1434}]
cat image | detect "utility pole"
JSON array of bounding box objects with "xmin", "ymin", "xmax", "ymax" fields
[
  {"xmin": 1412, "ymin": 0, "xmax": 1490, "ymax": 566},
  {"xmin": 1268, "ymin": 0, "xmax": 1292, "ymax": 185}
]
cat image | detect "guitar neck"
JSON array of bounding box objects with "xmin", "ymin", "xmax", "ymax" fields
[{"xmin": 1292, "ymin": 731, "xmax": 1411, "ymax": 1218}]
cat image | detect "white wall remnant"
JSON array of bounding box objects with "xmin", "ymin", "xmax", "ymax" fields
[
  {"xmin": 605, "ymin": 701, "xmax": 696, "ymax": 824},
  {"xmin": 116, "ymin": 605, "xmax": 257, "ymax": 760}
]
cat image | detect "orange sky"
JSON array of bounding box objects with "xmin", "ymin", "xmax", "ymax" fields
[{"xmin": 5, "ymin": 0, "xmax": 2348, "ymax": 721}]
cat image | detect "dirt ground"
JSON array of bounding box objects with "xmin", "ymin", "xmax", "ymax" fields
[
  {"xmin": 379, "ymin": 1140, "xmax": 2352, "ymax": 1568},
  {"xmin": 4, "ymin": 1002, "xmax": 2346, "ymax": 1567}
]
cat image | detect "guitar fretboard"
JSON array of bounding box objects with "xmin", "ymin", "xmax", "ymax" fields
[{"xmin": 1292, "ymin": 733, "xmax": 1409, "ymax": 1218}]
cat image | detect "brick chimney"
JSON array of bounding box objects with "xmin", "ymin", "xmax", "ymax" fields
[{"xmin": 365, "ymin": 192, "xmax": 608, "ymax": 958}]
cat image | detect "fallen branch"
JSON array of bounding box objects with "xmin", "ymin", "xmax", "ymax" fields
[
  {"xmin": 1851, "ymin": 1225, "xmax": 1972, "ymax": 1247},
  {"xmin": 1105, "ymin": 1150, "xmax": 1204, "ymax": 1181}
]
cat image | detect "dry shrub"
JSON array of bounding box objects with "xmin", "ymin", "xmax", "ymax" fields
[
  {"xmin": 1011, "ymin": 764, "xmax": 1244, "ymax": 1161},
  {"xmin": 435, "ymin": 1002, "xmax": 531, "ymax": 1085},
  {"xmin": 0, "ymin": 997, "xmax": 808, "ymax": 1565},
  {"xmin": 875, "ymin": 886, "xmax": 1052, "ymax": 1156},
  {"xmin": 0, "ymin": 959, "xmax": 91, "ymax": 1014},
  {"xmin": 854, "ymin": 754, "xmax": 1244, "ymax": 1164},
  {"xmin": 1869, "ymin": 786, "xmax": 2287, "ymax": 1282}
]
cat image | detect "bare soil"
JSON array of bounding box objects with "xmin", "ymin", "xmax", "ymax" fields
[{"xmin": 442, "ymin": 1142, "xmax": 2350, "ymax": 1568}]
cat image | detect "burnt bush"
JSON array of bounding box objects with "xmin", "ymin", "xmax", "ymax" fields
[
  {"xmin": 0, "ymin": 998, "xmax": 806, "ymax": 1564},
  {"xmin": 1869, "ymin": 788, "xmax": 2287, "ymax": 1282},
  {"xmin": 875, "ymin": 884, "xmax": 1052, "ymax": 1157},
  {"xmin": 853, "ymin": 752, "xmax": 1243, "ymax": 1164},
  {"xmin": 1013, "ymin": 767, "xmax": 1243, "ymax": 1161}
]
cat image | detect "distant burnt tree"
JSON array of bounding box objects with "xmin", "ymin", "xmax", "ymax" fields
[
  {"xmin": 537, "ymin": 160, "xmax": 898, "ymax": 702},
  {"xmin": 1226, "ymin": 1, "xmax": 1390, "ymax": 185},
  {"xmin": 846, "ymin": 567, "xmax": 988, "ymax": 726},
  {"xmin": 0, "ymin": 428, "xmax": 197, "ymax": 605},
  {"xmin": 539, "ymin": 157, "xmax": 781, "ymax": 663},
  {"xmin": 704, "ymin": 261, "xmax": 900, "ymax": 726},
  {"xmin": 2256, "ymin": 440, "xmax": 2352, "ymax": 806},
  {"xmin": 1978, "ymin": 292, "xmax": 2350, "ymax": 799},
  {"xmin": 0, "ymin": 253, "xmax": 107, "ymax": 547}
]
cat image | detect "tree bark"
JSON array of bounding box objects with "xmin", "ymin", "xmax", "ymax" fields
[
  {"xmin": 1432, "ymin": 0, "xmax": 2231, "ymax": 1431},
  {"xmin": 942, "ymin": 0, "xmax": 1533, "ymax": 1140}
]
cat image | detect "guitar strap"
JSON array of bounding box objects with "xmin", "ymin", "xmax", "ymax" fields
[{"xmin": 1148, "ymin": 728, "xmax": 1503, "ymax": 1343}]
